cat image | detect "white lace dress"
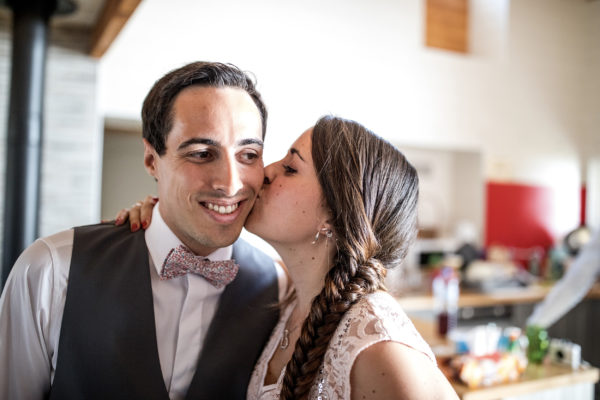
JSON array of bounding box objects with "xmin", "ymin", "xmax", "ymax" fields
[{"xmin": 246, "ymin": 291, "xmax": 436, "ymax": 400}]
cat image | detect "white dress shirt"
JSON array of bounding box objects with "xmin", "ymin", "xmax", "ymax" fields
[
  {"xmin": 527, "ymin": 229, "xmax": 600, "ymax": 328},
  {"xmin": 0, "ymin": 204, "xmax": 286, "ymax": 400}
]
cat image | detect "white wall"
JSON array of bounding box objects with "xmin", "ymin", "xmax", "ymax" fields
[
  {"xmin": 400, "ymin": 146, "xmax": 484, "ymax": 241},
  {"xmin": 101, "ymin": 127, "xmax": 156, "ymax": 220},
  {"xmin": 583, "ymin": 0, "xmax": 600, "ymax": 233},
  {"xmin": 98, "ymin": 0, "xmax": 600, "ymax": 239}
]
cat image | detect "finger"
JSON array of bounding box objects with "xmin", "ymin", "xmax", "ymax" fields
[
  {"xmin": 140, "ymin": 195, "xmax": 157, "ymax": 229},
  {"xmin": 114, "ymin": 208, "xmax": 130, "ymax": 225},
  {"xmin": 129, "ymin": 203, "xmax": 142, "ymax": 232}
]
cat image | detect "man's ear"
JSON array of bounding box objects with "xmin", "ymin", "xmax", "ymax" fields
[{"xmin": 143, "ymin": 139, "xmax": 159, "ymax": 180}]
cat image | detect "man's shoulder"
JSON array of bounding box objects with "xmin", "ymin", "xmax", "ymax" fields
[
  {"xmin": 73, "ymin": 222, "xmax": 145, "ymax": 247},
  {"xmin": 232, "ymin": 238, "xmax": 275, "ymax": 270},
  {"xmin": 5, "ymin": 228, "xmax": 75, "ymax": 290},
  {"xmin": 21, "ymin": 228, "xmax": 75, "ymax": 265},
  {"xmin": 231, "ymin": 238, "xmax": 280, "ymax": 289},
  {"xmin": 232, "ymin": 238, "xmax": 289, "ymax": 298},
  {"xmin": 8, "ymin": 223, "xmax": 119, "ymax": 281},
  {"xmin": 232, "ymin": 237, "xmax": 267, "ymax": 255},
  {"xmin": 38, "ymin": 228, "xmax": 75, "ymax": 251},
  {"xmin": 73, "ymin": 221, "xmax": 128, "ymax": 236}
]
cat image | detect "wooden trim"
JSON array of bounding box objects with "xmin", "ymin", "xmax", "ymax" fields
[
  {"xmin": 89, "ymin": 0, "xmax": 142, "ymax": 58},
  {"xmin": 425, "ymin": 0, "xmax": 468, "ymax": 53}
]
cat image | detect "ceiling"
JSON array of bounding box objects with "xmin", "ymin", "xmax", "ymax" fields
[
  {"xmin": 0, "ymin": 0, "xmax": 105, "ymax": 28},
  {"xmin": 0, "ymin": 0, "xmax": 141, "ymax": 58}
]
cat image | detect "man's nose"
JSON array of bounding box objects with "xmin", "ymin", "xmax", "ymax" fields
[{"xmin": 212, "ymin": 155, "xmax": 243, "ymax": 196}]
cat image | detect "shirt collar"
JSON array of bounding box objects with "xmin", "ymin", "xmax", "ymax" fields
[{"xmin": 145, "ymin": 202, "xmax": 233, "ymax": 275}]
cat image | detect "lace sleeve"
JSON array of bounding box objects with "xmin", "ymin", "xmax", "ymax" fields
[{"xmin": 309, "ymin": 291, "xmax": 435, "ymax": 400}]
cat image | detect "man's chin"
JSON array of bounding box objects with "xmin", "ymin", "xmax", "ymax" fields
[{"xmin": 203, "ymin": 226, "xmax": 245, "ymax": 248}]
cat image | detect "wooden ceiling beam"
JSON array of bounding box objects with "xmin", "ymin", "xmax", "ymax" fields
[{"xmin": 89, "ymin": 0, "xmax": 142, "ymax": 58}]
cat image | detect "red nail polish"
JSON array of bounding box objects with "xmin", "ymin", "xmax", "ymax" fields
[
  {"xmin": 142, "ymin": 220, "xmax": 148, "ymax": 229},
  {"xmin": 131, "ymin": 223, "xmax": 139, "ymax": 231},
  {"xmin": 115, "ymin": 217, "xmax": 122, "ymax": 225}
]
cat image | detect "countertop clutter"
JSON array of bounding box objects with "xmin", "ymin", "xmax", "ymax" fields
[
  {"xmin": 398, "ymin": 283, "xmax": 600, "ymax": 400},
  {"xmin": 452, "ymin": 363, "xmax": 599, "ymax": 400}
]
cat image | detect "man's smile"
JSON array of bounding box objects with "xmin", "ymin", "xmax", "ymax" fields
[{"xmin": 201, "ymin": 201, "xmax": 240, "ymax": 215}]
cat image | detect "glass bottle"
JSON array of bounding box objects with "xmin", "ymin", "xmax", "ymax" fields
[{"xmin": 432, "ymin": 266, "xmax": 459, "ymax": 336}]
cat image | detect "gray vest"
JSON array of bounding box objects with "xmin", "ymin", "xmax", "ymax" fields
[{"xmin": 48, "ymin": 223, "xmax": 279, "ymax": 400}]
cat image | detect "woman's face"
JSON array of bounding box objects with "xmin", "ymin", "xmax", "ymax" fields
[{"xmin": 245, "ymin": 128, "xmax": 330, "ymax": 246}]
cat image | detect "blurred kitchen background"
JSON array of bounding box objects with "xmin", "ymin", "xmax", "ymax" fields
[{"xmin": 0, "ymin": 0, "xmax": 599, "ymax": 398}]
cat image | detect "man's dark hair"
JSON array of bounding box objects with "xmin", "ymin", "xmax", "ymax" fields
[{"xmin": 142, "ymin": 61, "xmax": 268, "ymax": 155}]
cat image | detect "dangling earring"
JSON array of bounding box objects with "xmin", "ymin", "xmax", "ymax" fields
[
  {"xmin": 312, "ymin": 227, "xmax": 333, "ymax": 244},
  {"xmin": 311, "ymin": 231, "xmax": 320, "ymax": 244}
]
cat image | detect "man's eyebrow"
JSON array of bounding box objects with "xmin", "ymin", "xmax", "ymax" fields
[
  {"xmin": 238, "ymin": 138, "xmax": 264, "ymax": 148},
  {"xmin": 177, "ymin": 137, "xmax": 264, "ymax": 151},
  {"xmin": 290, "ymin": 148, "xmax": 305, "ymax": 161},
  {"xmin": 177, "ymin": 138, "xmax": 218, "ymax": 150}
]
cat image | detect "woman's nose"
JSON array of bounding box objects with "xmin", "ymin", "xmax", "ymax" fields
[{"xmin": 263, "ymin": 162, "xmax": 277, "ymax": 185}]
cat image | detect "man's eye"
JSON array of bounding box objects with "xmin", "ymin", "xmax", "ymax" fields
[
  {"xmin": 189, "ymin": 151, "xmax": 213, "ymax": 160},
  {"xmin": 240, "ymin": 151, "xmax": 260, "ymax": 163}
]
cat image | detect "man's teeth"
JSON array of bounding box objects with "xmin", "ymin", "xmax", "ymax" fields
[{"xmin": 206, "ymin": 202, "xmax": 239, "ymax": 214}]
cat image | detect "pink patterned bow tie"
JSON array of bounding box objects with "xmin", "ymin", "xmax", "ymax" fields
[{"xmin": 160, "ymin": 245, "xmax": 239, "ymax": 289}]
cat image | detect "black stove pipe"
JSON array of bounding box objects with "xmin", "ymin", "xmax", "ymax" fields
[{"xmin": 1, "ymin": 0, "xmax": 57, "ymax": 288}]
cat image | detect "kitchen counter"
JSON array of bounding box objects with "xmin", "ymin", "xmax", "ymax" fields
[
  {"xmin": 410, "ymin": 318, "xmax": 599, "ymax": 400},
  {"xmin": 452, "ymin": 363, "xmax": 599, "ymax": 400},
  {"xmin": 395, "ymin": 282, "xmax": 600, "ymax": 313}
]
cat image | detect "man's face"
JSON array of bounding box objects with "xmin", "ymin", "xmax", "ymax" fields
[{"xmin": 144, "ymin": 86, "xmax": 264, "ymax": 256}]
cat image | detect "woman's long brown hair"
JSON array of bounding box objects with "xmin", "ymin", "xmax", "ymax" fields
[{"xmin": 279, "ymin": 116, "xmax": 419, "ymax": 399}]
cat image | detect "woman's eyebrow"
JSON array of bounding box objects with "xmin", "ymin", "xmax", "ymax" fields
[{"xmin": 290, "ymin": 148, "xmax": 305, "ymax": 162}]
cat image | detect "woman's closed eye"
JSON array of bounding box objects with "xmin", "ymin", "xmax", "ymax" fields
[{"xmin": 283, "ymin": 164, "xmax": 297, "ymax": 174}]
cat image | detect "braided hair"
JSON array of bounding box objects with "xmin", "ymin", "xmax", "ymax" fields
[{"xmin": 279, "ymin": 116, "xmax": 419, "ymax": 399}]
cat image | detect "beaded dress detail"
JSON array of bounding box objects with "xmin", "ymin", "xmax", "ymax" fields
[{"xmin": 246, "ymin": 291, "xmax": 436, "ymax": 400}]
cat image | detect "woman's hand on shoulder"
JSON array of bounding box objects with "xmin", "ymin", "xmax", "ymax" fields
[
  {"xmin": 113, "ymin": 195, "xmax": 158, "ymax": 231},
  {"xmin": 350, "ymin": 341, "xmax": 458, "ymax": 400}
]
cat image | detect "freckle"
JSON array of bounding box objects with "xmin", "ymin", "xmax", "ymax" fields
[
  {"xmin": 381, "ymin": 372, "xmax": 385, "ymax": 376},
  {"xmin": 302, "ymin": 210, "xmax": 305, "ymax": 214},
  {"xmin": 279, "ymin": 184, "xmax": 282, "ymax": 187},
  {"xmin": 311, "ymin": 257, "xmax": 315, "ymax": 260},
  {"xmin": 372, "ymin": 390, "xmax": 376, "ymax": 394}
]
